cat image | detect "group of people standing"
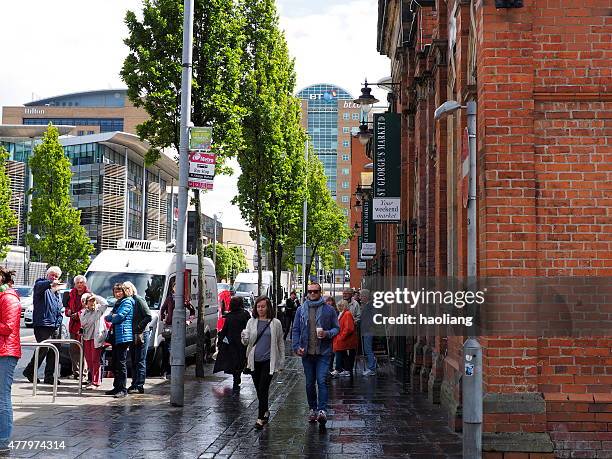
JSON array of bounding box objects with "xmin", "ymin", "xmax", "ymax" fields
[{"xmin": 16, "ymin": 267, "xmax": 154, "ymax": 398}]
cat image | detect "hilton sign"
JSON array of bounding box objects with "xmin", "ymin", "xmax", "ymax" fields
[{"xmin": 24, "ymin": 108, "xmax": 45, "ymax": 115}]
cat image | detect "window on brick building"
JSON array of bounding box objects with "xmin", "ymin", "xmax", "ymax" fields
[
  {"xmin": 342, "ymin": 154, "xmax": 349, "ymax": 161},
  {"xmin": 341, "ymin": 195, "xmax": 349, "ymax": 203}
]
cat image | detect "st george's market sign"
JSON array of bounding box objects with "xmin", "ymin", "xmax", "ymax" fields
[{"xmin": 373, "ymin": 112, "xmax": 401, "ymax": 221}]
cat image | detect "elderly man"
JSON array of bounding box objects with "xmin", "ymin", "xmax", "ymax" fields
[
  {"xmin": 23, "ymin": 266, "xmax": 64, "ymax": 384},
  {"xmin": 342, "ymin": 288, "xmax": 361, "ymax": 324},
  {"xmin": 66, "ymin": 275, "xmax": 90, "ymax": 379}
]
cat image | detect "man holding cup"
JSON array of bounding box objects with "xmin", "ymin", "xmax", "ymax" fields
[{"xmin": 291, "ymin": 282, "xmax": 339, "ymax": 427}]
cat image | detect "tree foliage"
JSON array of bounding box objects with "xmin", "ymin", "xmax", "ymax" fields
[
  {"xmin": 286, "ymin": 152, "xmax": 351, "ymax": 277},
  {"xmin": 26, "ymin": 125, "xmax": 93, "ymax": 275},
  {"xmin": 0, "ymin": 146, "xmax": 18, "ymax": 260},
  {"xmin": 202, "ymin": 243, "xmax": 247, "ymax": 281},
  {"xmin": 121, "ymin": 0, "xmax": 245, "ymax": 376},
  {"xmin": 233, "ymin": 0, "xmax": 307, "ymax": 304}
]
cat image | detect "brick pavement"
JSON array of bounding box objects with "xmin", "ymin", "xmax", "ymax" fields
[{"xmin": 6, "ymin": 354, "xmax": 461, "ymax": 458}]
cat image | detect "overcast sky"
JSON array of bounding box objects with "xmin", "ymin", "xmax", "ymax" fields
[{"xmin": 0, "ymin": 0, "xmax": 389, "ymax": 231}]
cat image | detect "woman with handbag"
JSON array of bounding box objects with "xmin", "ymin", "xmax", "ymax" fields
[
  {"xmin": 104, "ymin": 283, "xmax": 134, "ymax": 398},
  {"xmin": 213, "ymin": 296, "xmax": 251, "ymax": 392},
  {"xmin": 241, "ymin": 296, "xmax": 285, "ymax": 430},
  {"xmin": 79, "ymin": 293, "xmax": 108, "ymax": 389}
]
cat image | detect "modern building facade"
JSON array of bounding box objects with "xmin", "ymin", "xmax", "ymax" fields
[
  {"xmin": 2, "ymin": 89, "xmax": 148, "ymax": 137},
  {"xmin": 1, "ymin": 126, "xmax": 178, "ymax": 255},
  {"xmin": 296, "ymin": 83, "xmax": 362, "ymax": 266}
]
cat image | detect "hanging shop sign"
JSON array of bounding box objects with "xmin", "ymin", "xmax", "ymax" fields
[
  {"xmin": 188, "ymin": 127, "xmax": 216, "ymax": 190},
  {"xmin": 361, "ymin": 198, "xmax": 376, "ymax": 257},
  {"xmin": 373, "ymin": 112, "xmax": 401, "ymax": 221}
]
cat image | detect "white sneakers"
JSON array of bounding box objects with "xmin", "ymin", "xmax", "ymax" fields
[
  {"xmin": 362, "ymin": 369, "xmax": 376, "ymax": 376},
  {"xmin": 338, "ymin": 370, "xmax": 351, "ymax": 377}
]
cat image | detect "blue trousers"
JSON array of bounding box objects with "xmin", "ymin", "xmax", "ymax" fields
[
  {"xmin": 0, "ymin": 356, "xmax": 18, "ymax": 449},
  {"xmin": 302, "ymin": 354, "xmax": 330, "ymax": 412},
  {"xmin": 362, "ymin": 335, "xmax": 377, "ymax": 371},
  {"xmin": 130, "ymin": 330, "xmax": 151, "ymax": 388}
]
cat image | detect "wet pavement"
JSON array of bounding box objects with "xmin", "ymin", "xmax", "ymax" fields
[{"xmin": 7, "ymin": 349, "xmax": 461, "ymax": 458}]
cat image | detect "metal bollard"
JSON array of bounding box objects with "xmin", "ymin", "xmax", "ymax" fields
[
  {"xmin": 21, "ymin": 343, "xmax": 60, "ymax": 403},
  {"xmin": 463, "ymin": 338, "xmax": 483, "ymax": 459},
  {"xmin": 43, "ymin": 339, "xmax": 85, "ymax": 395}
]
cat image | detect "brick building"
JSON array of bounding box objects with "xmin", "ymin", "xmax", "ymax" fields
[{"xmin": 370, "ymin": 0, "xmax": 611, "ymax": 457}]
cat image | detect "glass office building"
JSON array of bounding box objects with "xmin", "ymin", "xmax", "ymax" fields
[{"xmin": 296, "ymin": 83, "xmax": 354, "ymax": 197}]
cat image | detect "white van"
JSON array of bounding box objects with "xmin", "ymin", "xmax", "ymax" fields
[
  {"xmin": 233, "ymin": 271, "xmax": 273, "ymax": 309},
  {"xmin": 85, "ymin": 239, "xmax": 218, "ymax": 375}
]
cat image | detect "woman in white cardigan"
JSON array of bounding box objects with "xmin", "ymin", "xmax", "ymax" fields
[{"xmin": 241, "ymin": 295, "xmax": 285, "ymax": 430}]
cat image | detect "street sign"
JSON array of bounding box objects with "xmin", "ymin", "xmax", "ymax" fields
[
  {"xmin": 188, "ymin": 151, "xmax": 215, "ymax": 190},
  {"xmin": 461, "ymin": 126, "xmax": 469, "ymax": 208},
  {"xmin": 357, "ymin": 261, "xmax": 366, "ymax": 269},
  {"xmin": 294, "ymin": 245, "xmax": 313, "ymax": 265},
  {"xmin": 189, "ymin": 127, "xmax": 212, "ymax": 151}
]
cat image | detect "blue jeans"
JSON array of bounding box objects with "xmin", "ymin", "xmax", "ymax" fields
[
  {"xmin": 0, "ymin": 356, "xmax": 18, "ymax": 448},
  {"xmin": 362, "ymin": 335, "xmax": 376, "ymax": 372},
  {"xmin": 130, "ymin": 330, "xmax": 151, "ymax": 388},
  {"xmin": 302, "ymin": 354, "xmax": 329, "ymax": 412}
]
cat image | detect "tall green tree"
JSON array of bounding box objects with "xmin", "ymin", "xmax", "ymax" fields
[
  {"xmin": 0, "ymin": 146, "xmax": 18, "ymax": 260},
  {"xmin": 26, "ymin": 125, "xmax": 93, "ymax": 276},
  {"xmin": 286, "ymin": 153, "xmax": 351, "ymax": 279},
  {"xmin": 121, "ymin": 0, "xmax": 244, "ymax": 376},
  {"xmin": 234, "ymin": 0, "xmax": 306, "ymax": 306}
]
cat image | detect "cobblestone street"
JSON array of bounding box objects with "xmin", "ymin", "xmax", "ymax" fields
[{"xmin": 7, "ymin": 353, "xmax": 461, "ymax": 458}]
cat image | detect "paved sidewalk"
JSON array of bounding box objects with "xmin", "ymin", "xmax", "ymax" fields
[{"xmin": 6, "ymin": 355, "xmax": 461, "ymax": 458}]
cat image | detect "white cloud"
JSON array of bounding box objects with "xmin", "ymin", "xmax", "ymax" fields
[{"xmin": 0, "ymin": 0, "xmax": 390, "ymax": 231}]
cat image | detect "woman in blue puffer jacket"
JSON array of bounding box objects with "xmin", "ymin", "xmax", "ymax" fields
[{"xmin": 104, "ymin": 283, "xmax": 134, "ymax": 398}]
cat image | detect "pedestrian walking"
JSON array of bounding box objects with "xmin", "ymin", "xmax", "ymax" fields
[
  {"xmin": 291, "ymin": 282, "xmax": 340, "ymax": 427},
  {"xmin": 213, "ymin": 296, "xmax": 251, "ymax": 392},
  {"xmin": 66, "ymin": 275, "xmax": 90, "ymax": 380},
  {"xmin": 241, "ymin": 296, "xmax": 284, "ymax": 430},
  {"xmin": 123, "ymin": 281, "xmax": 152, "ymax": 394},
  {"xmin": 104, "ymin": 283, "xmax": 134, "ymax": 398},
  {"xmin": 79, "ymin": 293, "xmax": 108, "ymax": 390},
  {"xmin": 23, "ymin": 266, "xmax": 64, "ymax": 385},
  {"xmin": 0, "ymin": 268, "xmax": 21, "ymax": 454},
  {"xmin": 359, "ymin": 289, "xmax": 377, "ymax": 376},
  {"xmin": 160, "ymin": 278, "xmax": 195, "ymax": 378},
  {"xmin": 282, "ymin": 291, "xmax": 299, "ymax": 341},
  {"xmin": 331, "ymin": 300, "xmax": 358, "ymax": 377}
]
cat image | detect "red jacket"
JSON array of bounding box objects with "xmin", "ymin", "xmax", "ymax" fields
[
  {"xmin": 66, "ymin": 287, "xmax": 90, "ymax": 335},
  {"xmin": 217, "ymin": 290, "xmax": 232, "ymax": 331},
  {"xmin": 0, "ymin": 289, "xmax": 22, "ymax": 358},
  {"xmin": 333, "ymin": 310, "xmax": 358, "ymax": 352}
]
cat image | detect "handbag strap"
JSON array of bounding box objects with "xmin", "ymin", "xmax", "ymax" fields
[{"xmin": 253, "ymin": 319, "xmax": 272, "ymax": 347}]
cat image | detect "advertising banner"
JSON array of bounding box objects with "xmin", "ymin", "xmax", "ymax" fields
[
  {"xmin": 373, "ymin": 112, "xmax": 401, "ymax": 221},
  {"xmin": 361, "ymin": 197, "xmax": 376, "ymax": 257},
  {"xmin": 189, "ymin": 127, "xmax": 212, "ymax": 151},
  {"xmin": 188, "ymin": 126, "xmax": 215, "ymax": 190},
  {"xmin": 188, "ymin": 151, "xmax": 215, "ymax": 190}
]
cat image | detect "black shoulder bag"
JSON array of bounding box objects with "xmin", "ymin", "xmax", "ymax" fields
[{"xmin": 243, "ymin": 320, "xmax": 272, "ymax": 375}]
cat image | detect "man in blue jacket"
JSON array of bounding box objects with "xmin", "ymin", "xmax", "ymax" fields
[
  {"xmin": 292, "ymin": 282, "xmax": 339, "ymax": 426},
  {"xmin": 23, "ymin": 266, "xmax": 64, "ymax": 384}
]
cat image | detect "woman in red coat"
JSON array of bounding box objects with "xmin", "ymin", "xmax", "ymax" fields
[
  {"xmin": 332, "ymin": 299, "xmax": 358, "ymax": 377},
  {"xmin": 0, "ymin": 268, "xmax": 21, "ymax": 452}
]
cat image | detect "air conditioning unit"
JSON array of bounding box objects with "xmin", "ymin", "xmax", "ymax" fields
[{"xmin": 116, "ymin": 239, "xmax": 167, "ymax": 252}]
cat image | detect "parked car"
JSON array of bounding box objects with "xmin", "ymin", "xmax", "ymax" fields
[{"xmin": 13, "ymin": 285, "xmax": 33, "ymax": 327}]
